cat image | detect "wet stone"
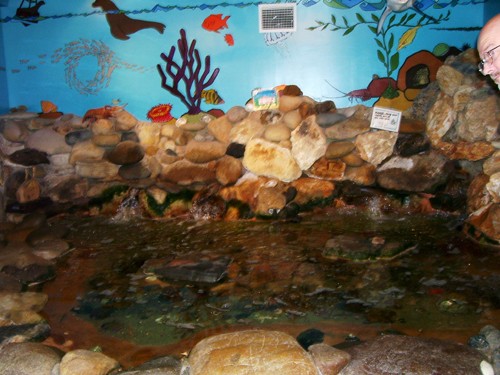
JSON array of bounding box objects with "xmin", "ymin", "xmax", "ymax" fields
[
  {"xmin": 142, "ymin": 256, "xmax": 232, "ymax": 283},
  {"xmin": 0, "ymin": 342, "xmax": 63, "ymax": 375},
  {"xmin": 394, "ymin": 133, "xmax": 430, "ymax": 157},
  {"xmin": 226, "ymin": 142, "xmax": 245, "ymax": 158},
  {"xmin": 341, "ymin": 334, "xmax": 485, "ymax": 375},
  {"xmin": 65, "ymin": 129, "xmax": 92, "ymax": 146}
]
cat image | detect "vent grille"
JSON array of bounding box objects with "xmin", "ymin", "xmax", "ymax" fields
[{"xmin": 258, "ymin": 3, "xmax": 297, "ymax": 33}]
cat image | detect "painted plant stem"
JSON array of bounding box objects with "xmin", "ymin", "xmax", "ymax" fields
[{"xmin": 157, "ymin": 28, "xmax": 220, "ymax": 114}]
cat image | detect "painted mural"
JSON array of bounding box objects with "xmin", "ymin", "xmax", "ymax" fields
[{"xmin": 0, "ymin": 0, "xmax": 494, "ymax": 119}]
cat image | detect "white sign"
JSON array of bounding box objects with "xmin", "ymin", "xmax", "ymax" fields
[{"xmin": 370, "ymin": 106, "xmax": 401, "ymax": 132}]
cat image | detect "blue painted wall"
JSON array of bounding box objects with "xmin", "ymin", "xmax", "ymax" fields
[{"xmin": 0, "ymin": 1, "xmax": 491, "ymax": 119}]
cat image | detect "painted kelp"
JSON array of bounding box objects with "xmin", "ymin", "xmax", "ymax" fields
[{"xmin": 157, "ymin": 28, "xmax": 220, "ymax": 115}]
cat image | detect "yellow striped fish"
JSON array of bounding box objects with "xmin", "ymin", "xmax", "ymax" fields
[{"xmin": 201, "ymin": 89, "xmax": 225, "ymax": 105}]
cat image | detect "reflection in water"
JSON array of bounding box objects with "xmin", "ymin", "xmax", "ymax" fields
[{"xmin": 42, "ymin": 210, "xmax": 499, "ymax": 359}]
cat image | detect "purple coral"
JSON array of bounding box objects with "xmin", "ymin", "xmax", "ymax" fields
[{"xmin": 157, "ymin": 29, "xmax": 220, "ymax": 115}]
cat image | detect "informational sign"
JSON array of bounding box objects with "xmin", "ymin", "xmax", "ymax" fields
[
  {"xmin": 251, "ymin": 88, "xmax": 280, "ymax": 110},
  {"xmin": 370, "ymin": 106, "xmax": 401, "ymax": 132}
]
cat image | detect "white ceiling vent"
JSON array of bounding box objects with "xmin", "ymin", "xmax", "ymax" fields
[{"xmin": 258, "ymin": 3, "xmax": 297, "ymax": 33}]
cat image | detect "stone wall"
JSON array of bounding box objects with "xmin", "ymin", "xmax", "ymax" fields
[{"xmin": 0, "ymin": 49, "xmax": 499, "ymax": 244}]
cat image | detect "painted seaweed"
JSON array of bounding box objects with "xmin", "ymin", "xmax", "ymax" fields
[{"xmin": 157, "ymin": 28, "xmax": 220, "ymax": 114}]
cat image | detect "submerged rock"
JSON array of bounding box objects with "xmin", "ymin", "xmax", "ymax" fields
[{"xmin": 339, "ymin": 334, "xmax": 485, "ymax": 375}]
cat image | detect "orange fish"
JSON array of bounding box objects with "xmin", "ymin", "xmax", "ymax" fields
[
  {"xmin": 224, "ymin": 33, "xmax": 234, "ymax": 46},
  {"xmin": 202, "ymin": 14, "xmax": 230, "ymax": 33}
]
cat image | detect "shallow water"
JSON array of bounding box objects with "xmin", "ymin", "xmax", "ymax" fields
[{"xmin": 41, "ymin": 209, "xmax": 499, "ymax": 366}]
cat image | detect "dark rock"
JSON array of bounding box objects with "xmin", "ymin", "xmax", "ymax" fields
[
  {"xmin": 1, "ymin": 264, "xmax": 54, "ymax": 286},
  {"xmin": 121, "ymin": 131, "xmax": 140, "ymax": 143},
  {"xmin": 0, "ymin": 322, "xmax": 51, "ymax": 345},
  {"xmin": 118, "ymin": 162, "xmax": 152, "ymax": 180},
  {"xmin": 376, "ymin": 151, "xmax": 453, "ymax": 193},
  {"xmin": 315, "ymin": 100, "xmax": 336, "ymax": 114},
  {"xmin": 394, "ymin": 133, "xmax": 430, "ymax": 157},
  {"xmin": 226, "ymin": 142, "xmax": 245, "ymax": 158},
  {"xmin": 107, "ymin": 141, "xmax": 145, "ymax": 165},
  {"xmin": 7, "ymin": 148, "xmax": 49, "ymax": 166},
  {"xmin": 340, "ymin": 334, "xmax": 485, "ymax": 375},
  {"xmin": 65, "ymin": 129, "xmax": 92, "ymax": 145},
  {"xmin": 282, "ymin": 84, "xmax": 303, "ymax": 96},
  {"xmin": 142, "ymin": 256, "xmax": 232, "ymax": 283},
  {"xmin": 297, "ymin": 328, "xmax": 325, "ymax": 350},
  {"xmin": 117, "ymin": 355, "xmax": 181, "ymax": 374},
  {"xmin": 0, "ymin": 272, "xmax": 23, "ymax": 292}
]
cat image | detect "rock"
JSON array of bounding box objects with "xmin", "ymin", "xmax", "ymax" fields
[
  {"xmin": 90, "ymin": 118, "xmax": 115, "ymax": 135},
  {"xmin": 243, "ymin": 138, "xmax": 302, "ymax": 182},
  {"xmin": 91, "ymin": 133, "xmax": 121, "ymax": 147},
  {"xmin": 186, "ymin": 330, "xmax": 319, "ymax": 375},
  {"xmin": 344, "ymin": 164, "xmax": 376, "ymax": 186},
  {"xmin": 297, "ymin": 328, "xmax": 325, "ymax": 349},
  {"xmin": 185, "ymin": 140, "xmax": 226, "ymax": 163},
  {"xmin": 426, "ymin": 93, "xmax": 456, "ymax": 145},
  {"xmin": 324, "ymin": 117, "xmax": 370, "ymax": 140},
  {"xmin": 376, "ymin": 151, "xmax": 452, "ymax": 192},
  {"xmin": 2, "ymin": 121, "xmax": 29, "ymax": 143},
  {"xmin": 16, "ymin": 179, "xmax": 41, "ymax": 203},
  {"xmin": 45, "ymin": 175, "xmax": 88, "ymax": 203},
  {"xmin": 75, "ymin": 160, "xmax": 120, "ymax": 179},
  {"xmin": 106, "ymin": 141, "xmax": 145, "ymax": 165},
  {"xmin": 226, "ymin": 142, "xmax": 245, "ymax": 158},
  {"xmin": 159, "ymin": 159, "xmax": 217, "ymax": 186},
  {"xmin": 356, "ymin": 130, "xmax": 398, "ymax": 166},
  {"xmin": 226, "ymin": 106, "xmax": 248, "ymax": 123},
  {"xmin": 315, "ymin": 100, "xmax": 336, "ymax": 114},
  {"xmin": 325, "ymin": 141, "xmax": 356, "ymax": 159},
  {"xmin": 207, "ymin": 115, "xmax": 233, "ymax": 144},
  {"xmin": 0, "ymin": 343, "xmax": 62, "ymax": 375},
  {"xmin": 309, "ymin": 343, "xmax": 350, "ymax": 375},
  {"xmin": 65, "ymin": 130, "xmax": 92, "ymax": 146},
  {"xmin": 58, "ymin": 349, "xmax": 120, "ymax": 375},
  {"xmin": 69, "ymin": 140, "xmax": 105, "ymax": 165},
  {"xmin": 282, "ymin": 109, "xmax": 302, "ymax": 130},
  {"xmin": 399, "ymin": 118, "xmax": 426, "ymax": 133},
  {"xmin": 282, "ymin": 84, "xmax": 303, "ymax": 96},
  {"xmin": 394, "ymin": 133, "xmax": 430, "ymax": 157},
  {"xmin": 484, "ymin": 151, "xmax": 500, "ymax": 176},
  {"xmin": 136, "ymin": 122, "xmax": 161, "ymax": 154},
  {"xmin": 467, "ymin": 174, "xmax": 492, "ymax": 214},
  {"xmin": 279, "ymin": 95, "xmax": 314, "ymax": 112},
  {"xmin": 316, "ymin": 112, "xmax": 347, "ymax": 128},
  {"xmin": 436, "ymin": 140, "xmax": 494, "ymax": 161},
  {"xmin": 290, "ymin": 177, "xmax": 335, "ymax": 205},
  {"xmin": 264, "ymin": 123, "xmax": 291, "ymax": 142},
  {"xmin": 467, "ymin": 203, "xmax": 500, "ymax": 243},
  {"xmin": 341, "ymin": 150, "xmax": 365, "ymax": 167},
  {"xmin": 117, "ymin": 355, "xmax": 181, "ymax": 375},
  {"xmin": 340, "ymin": 334, "xmax": 485, "ymax": 374},
  {"xmin": 120, "ymin": 131, "xmax": 140, "ymax": 143},
  {"xmin": 32, "ymin": 239, "xmax": 70, "ymax": 260},
  {"xmin": 255, "ymin": 183, "xmax": 287, "ymax": 216},
  {"xmin": 119, "ymin": 161, "xmax": 152, "ymax": 180},
  {"xmin": 146, "ymin": 186, "xmax": 167, "ymax": 205},
  {"xmin": 436, "ymin": 64, "xmax": 464, "ymax": 96},
  {"xmin": 176, "ymin": 113, "xmax": 213, "ymax": 131},
  {"xmin": 229, "ymin": 115, "xmax": 266, "ymax": 145},
  {"xmin": 486, "ymin": 172, "xmax": 500, "ymax": 202},
  {"xmin": 456, "ymin": 94, "xmax": 498, "ymax": 142},
  {"xmin": 307, "ymin": 158, "xmax": 346, "ymax": 180},
  {"xmin": 114, "ymin": 110, "xmax": 138, "ymax": 131},
  {"xmin": 291, "ymin": 116, "xmax": 327, "ymax": 171},
  {"xmin": 25, "ymin": 128, "xmax": 71, "ymax": 155},
  {"xmin": 216, "ymin": 156, "xmax": 243, "ymax": 186}
]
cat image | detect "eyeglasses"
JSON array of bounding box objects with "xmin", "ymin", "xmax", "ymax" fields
[{"xmin": 478, "ymin": 44, "xmax": 500, "ymax": 74}]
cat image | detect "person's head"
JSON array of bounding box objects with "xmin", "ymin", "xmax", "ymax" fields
[{"xmin": 478, "ymin": 14, "xmax": 500, "ymax": 87}]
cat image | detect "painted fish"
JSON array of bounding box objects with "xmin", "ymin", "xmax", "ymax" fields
[
  {"xmin": 201, "ymin": 89, "xmax": 224, "ymax": 105},
  {"xmin": 202, "ymin": 14, "xmax": 230, "ymax": 33},
  {"xmin": 41, "ymin": 100, "xmax": 57, "ymax": 113},
  {"xmin": 224, "ymin": 33, "xmax": 234, "ymax": 46}
]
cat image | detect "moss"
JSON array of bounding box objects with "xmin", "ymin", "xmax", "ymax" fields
[
  {"xmin": 89, "ymin": 185, "xmax": 129, "ymax": 208},
  {"xmin": 145, "ymin": 189, "xmax": 195, "ymax": 217}
]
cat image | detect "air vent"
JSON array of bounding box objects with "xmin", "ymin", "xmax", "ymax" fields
[{"xmin": 258, "ymin": 3, "xmax": 297, "ymax": 33}]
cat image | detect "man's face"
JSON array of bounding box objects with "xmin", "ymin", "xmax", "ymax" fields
[{"xmin": 478, "ymin": 17, "xmax": 500, "ymax": 87}]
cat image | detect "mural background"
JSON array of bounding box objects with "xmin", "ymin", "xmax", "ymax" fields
[{"xmin": 0, "ymin": 0, "xmax": 498, "ymax": 120}]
